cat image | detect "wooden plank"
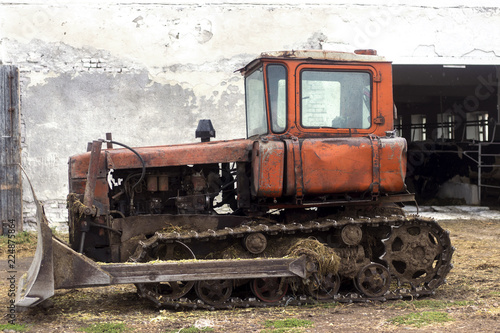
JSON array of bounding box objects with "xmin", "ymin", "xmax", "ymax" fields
[
  {"xmin": 0, "ymin": 66, "xmax": 22, "ymax": 234},
  {"xmin": 99, "ymin": 255, "xmax": 307, "ymax": 285}
]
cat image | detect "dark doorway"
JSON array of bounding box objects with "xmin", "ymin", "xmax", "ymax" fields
[{"xmin": 393, "ymin": 64, "xmax": 500, "ymax": 204}]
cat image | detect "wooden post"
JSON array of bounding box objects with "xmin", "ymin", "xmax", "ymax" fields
[{"xmin": 0, "ymin": 66, "xmax": 22, "ymax": 234}]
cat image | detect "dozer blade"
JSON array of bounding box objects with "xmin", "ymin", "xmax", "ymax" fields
[
  {"xmin": 15, "ymin": 195, "xmax": 55, "ymax": 307},
  {"xmin": 15, "ymin": 196, "xmax": 113, "ymax": 307}
]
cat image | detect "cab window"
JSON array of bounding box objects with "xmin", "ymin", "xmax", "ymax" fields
[
  {"xmin": 301, "ymin": 70, "xmax": 371, "ymax": 129},
  {"xmin": 267, "ymin": 65, "xmax": 287, "ymax": 133},
  {"xmin": 245, "ymin": 67, "xmax": 267, "ymax": 137}
]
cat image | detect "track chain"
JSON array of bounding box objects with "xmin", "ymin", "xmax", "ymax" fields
[{"xmin": 131, "ymin": 215, "xmax": 454, "ymax": 310}]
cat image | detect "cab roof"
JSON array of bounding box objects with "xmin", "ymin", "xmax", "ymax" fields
[{"xmin": 239, "ymin": 49, "xmax": 388, "ymax": 75}]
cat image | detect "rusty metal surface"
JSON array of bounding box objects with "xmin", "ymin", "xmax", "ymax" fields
[
  {"xmin": 369, "ymin": 134, "xmax": 381, "ymax": 198},
  {"xmin": 251, "ymin": 140, "xmax": 285, "ymax": 197},
  {"xmin": 68, "ymin": 150, "xmax": 107, "ymax": 180},
  {"xmin": 68, "ymin": 139, "xmax": 253, "ymax": 179},
  {"xmin": 106, "ymin": 139, "xmax": 253, "ymax": 171},
  {"xmin": 83, "ymin": 140, "xmax": 102, "ymax": 213},
  {"xmin": 290, "ymin": 138, "xmax": 304, "ymax": 203},
  {"xmin": 267, "ymin": 193, "xmax": 415, "ymax": 210},
  {"xmin": 298, "ymin": 136, "xmax": 406, "ymax": 195}
]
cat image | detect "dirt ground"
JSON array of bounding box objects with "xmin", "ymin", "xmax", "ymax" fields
[{"xmin": 1, "ymin": 217, "xmax": 499, "ymax": 333}]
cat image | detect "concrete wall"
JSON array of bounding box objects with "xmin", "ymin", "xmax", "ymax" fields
[{"xmin": 0, "ymin": 0, "xmax": 499, "ymax": 229}]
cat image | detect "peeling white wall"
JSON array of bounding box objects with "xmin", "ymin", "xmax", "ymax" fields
[{"xmin": 0, "ymin": 0, "xmax": 499, "ymax": 229}]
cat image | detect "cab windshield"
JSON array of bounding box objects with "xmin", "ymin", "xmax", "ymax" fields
[
  {"xmin": 301, "ymin": 70, "xmax": 371, "ymax": 129},
  {"xmin": 245, "ymin": 65, "xmax": 287, "ymax": 137}
]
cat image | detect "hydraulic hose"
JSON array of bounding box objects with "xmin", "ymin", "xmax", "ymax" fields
[{"xmin": 103, "ymin": 139, "xmax": 146, "ymax": 192}]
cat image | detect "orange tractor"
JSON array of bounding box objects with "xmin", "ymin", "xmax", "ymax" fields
[{"xmin": 17, "ymin": 50, "xmax": 453, "ymax": 309}]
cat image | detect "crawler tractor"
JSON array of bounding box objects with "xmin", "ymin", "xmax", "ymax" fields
[{"xmin": 17, "ymin": 50, "xmax": 453, "ymax": 309}]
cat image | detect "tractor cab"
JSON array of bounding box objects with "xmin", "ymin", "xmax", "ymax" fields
[{"xmin": 240, "ymin": 50, "xmax": 395, "ymax": 139}]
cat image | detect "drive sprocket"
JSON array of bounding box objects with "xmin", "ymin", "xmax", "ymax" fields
[{"xmin": 381, "ymin": 219, "xmax": 453, "ymax": 289}]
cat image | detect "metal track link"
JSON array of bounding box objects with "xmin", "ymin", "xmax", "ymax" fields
[{"xmin": 131, "ymin": 214, "xmax": 454, "ymax": 310}]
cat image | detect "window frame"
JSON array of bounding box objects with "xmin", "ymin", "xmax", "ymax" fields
[{"xmin": 266, "ymin": 63, "xmax": 288, "ymax": 134}]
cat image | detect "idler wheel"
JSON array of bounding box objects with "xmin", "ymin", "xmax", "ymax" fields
[{"xmin": 355, "ymin": 263, "xmax": 391, "ymax": 297}]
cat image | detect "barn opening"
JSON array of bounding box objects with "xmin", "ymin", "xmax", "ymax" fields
[{"xmin": 392, "ymin": 64, "xmax": 500, "ymax": 205}]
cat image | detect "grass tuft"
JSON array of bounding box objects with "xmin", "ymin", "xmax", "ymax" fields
[
  {"xmin": 80, "ymin": 322, "xmax": 128, "ymax": 333},
  {"xmin": 388, "ymin": 311, "xmax": 453, "ymax": 328},
  {"xmin": 0, "ymin": 323, "xmax": 29, "ymax": 332},
  {"xmin": 390, "ymin": 299, "xmax": 474, "ymax": 309},
  {"xmin": 264, "ymin": 318, "xmax": 314, "ymax": 331},
  {"xmin": 0, "ymin": 231, "xmax": 38, "ymax": 259},
  {"xmin": 0, "ymin": 231, "xmax": 36, "ymax": 245}
]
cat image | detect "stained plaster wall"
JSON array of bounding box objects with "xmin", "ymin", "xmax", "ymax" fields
[{"xmin": 0, "ymin": 0, "xmax": 499, "ymax": 230}]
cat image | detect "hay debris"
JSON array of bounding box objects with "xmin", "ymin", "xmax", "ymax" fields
[
  {"xmin": 67, "ymin": 193, "xmax": 86, "ymax": 219},
  {"xmin": 160, "ymin": 224, "xmax": 184, "ymax": 233},
  {"xmin": 287, "ymin": 238, "xmax": 340, "ymax": 276}
]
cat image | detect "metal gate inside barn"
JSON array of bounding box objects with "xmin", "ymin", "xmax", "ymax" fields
[{"xmin": 0, "ymin": 66, "xmax": 22, "ymax": 235}]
